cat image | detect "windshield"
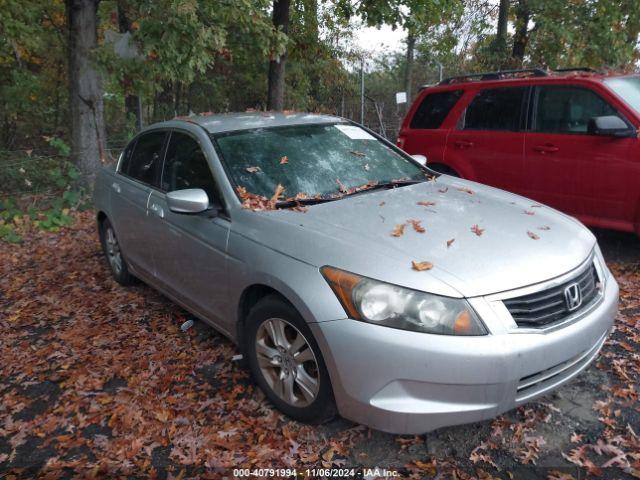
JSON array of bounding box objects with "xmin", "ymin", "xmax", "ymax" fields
[
  {"xmin": 212, "ymin": 123, "xmax": 426, "ymax": 201},
  {"xmin": 605, "ymin": 76, "xmax": 640, "ymax": 115}
]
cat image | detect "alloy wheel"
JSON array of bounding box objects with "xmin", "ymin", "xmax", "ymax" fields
[{"xmin": 105, "ymin": 226, "xmax": 123, "ymax": 275}]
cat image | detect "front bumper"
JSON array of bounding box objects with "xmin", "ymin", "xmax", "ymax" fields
[{"xmin": 310, "ymin": 271, "xmax": 618, "ymax": 434}]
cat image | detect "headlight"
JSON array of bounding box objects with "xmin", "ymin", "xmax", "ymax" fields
[{"xmin": 321, "ymin": 266, "xmax": 487, "ymax": 336}]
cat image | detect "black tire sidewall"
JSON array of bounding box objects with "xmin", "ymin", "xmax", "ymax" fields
[{"xmin": 245, "ymin": 296, "xmax": 335, "ymax": 423}]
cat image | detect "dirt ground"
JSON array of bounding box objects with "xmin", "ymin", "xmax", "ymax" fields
[{"xmin": 0, "ymin": 213, "xmax": 638, "ymax": 479}]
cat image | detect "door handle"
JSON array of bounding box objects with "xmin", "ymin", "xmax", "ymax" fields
[
  {"xmin": 533, "ymin": 144, "xmax": 559, "ymax": 154},
  {"xmin": 150, "ymin": 203, "xmax": 164, "ymax": 218},
  {"xmin": 454, "ymin": 140, "xmax": 474, "ymax": 149},
  {"xmin": 111, "ymin": 182, "xmax": 121, "ymax": 193}
]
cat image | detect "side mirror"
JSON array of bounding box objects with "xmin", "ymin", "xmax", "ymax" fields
[
  {"xmin": 587, "ymin": 115, "xmax": 636, "ymax": 138},
  {"xmin": 411, "ymin": 154, "xmax": 428, "ymax": 166},
  {"xmin": 166, "ymin": 188, "xmax": 210, "ymax": 214}
]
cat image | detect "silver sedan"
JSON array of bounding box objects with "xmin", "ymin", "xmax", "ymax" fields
[{"xmin": 94, "ymin": 112, "xmax": 618, "ymax": 434}]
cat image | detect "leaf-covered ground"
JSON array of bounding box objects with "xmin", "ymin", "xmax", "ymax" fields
[{"xmin": 1, "ymin": 212, "xmax": 639, "ymax": 479}]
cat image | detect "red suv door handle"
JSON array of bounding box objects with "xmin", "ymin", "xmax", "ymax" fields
[
  {"xmin": 533, "ymin": 144, "xmax": 559, "ymax": 154},
  {"xmin": 454, "ymin": 140, "xmax": 474, "ymax": 149}
]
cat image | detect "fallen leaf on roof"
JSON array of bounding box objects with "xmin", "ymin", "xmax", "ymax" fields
[
  {"xmin": 246, "ymin": 166, "xmax": 261, "ymax": 173},
  {"xmin": 417, "ymin": 201, "xmax": 436, "ymax": 207},
  {"xmin": 458, "ymin": 186, "xmax": 474, "ymax": 194},
  {"xmin": 280, "ymin": 156, "xmax": 288, "ymax": 164},
  {"xmin": 447, "ymin": 238, "xmax": 455, "ymax": 248},
  {"xmin": 412, "ymin": 260, "xmax": 433, "ymax": 271},
  {"xmin": 527, "ymin": 231, "xmax": 540, "ymax": 240},
  {"xmin": 407, "ymin": 219, "xmax": 425, "ymax": 233},
  {"xmin": 391, "ymin": 224, "xmax": 406, "ymax": 237},
  {"xmin": 471, "ymin": 224, "xmax": 484, "ymax": 236}
]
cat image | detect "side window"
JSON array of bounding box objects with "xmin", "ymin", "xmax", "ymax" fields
[
  {"xmin": 463, "ymin": 87, "xmax": 527, "ymax": 131},
  {"xmin": 410, "ymin": 90, "xmax": 463, "ymax": 129},
  {"xmin": 126, "ymin": 131, "xmax": 166, "ymax": 186},
  {"xmin": 161, "ymin": 132, "xmax": 218, "ymax": 203},
  {"xmin": 534, "ymin": 86, "xmax": 620, "ymax": 134},
  {"xmin": 118, "ymin": 139, "xmax": 137, "ymax": 174}
]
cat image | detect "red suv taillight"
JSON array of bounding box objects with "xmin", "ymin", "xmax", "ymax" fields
[{"xmin": 397, "ymin": 136, "xmax": 406, "ymax": 149}]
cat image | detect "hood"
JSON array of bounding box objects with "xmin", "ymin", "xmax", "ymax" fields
[{"xmin": 234, "ymin": 177, "xmax": 596, "ymax": 298}]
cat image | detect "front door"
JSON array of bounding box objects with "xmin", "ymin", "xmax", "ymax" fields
[
  {"xmin": 147, "ymin": 130, "xmax": 232, "ymax": 332},
  {"xmin": 523, "ymin": 84, "xmax": 636, "ymax": 225},
  {"xmin": 445, "ymin": 86, "xmax": 528, "ymax": 194}
]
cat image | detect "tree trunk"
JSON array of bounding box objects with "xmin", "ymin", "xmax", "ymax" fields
[
  {"xmin": 404, "ymin": 33, "xmax": 415, "ymax": 104},
  {"xmin": 512, "ymin": 0, "xmax": 530, "ymax": 63},
  {"xmin": 267, "ymin": 0, "xmax": 291, "ymax": 111},
  {"xmin": 117, "ymin": 0, "xmax": 142, "ymax": 131},
  {"xmin": 496, "ymin": 0, "xmax": 509, "ymax": 45},
  {"xmin": 66, "ymin": 0, "xmax": 106, "ymax": 188}
]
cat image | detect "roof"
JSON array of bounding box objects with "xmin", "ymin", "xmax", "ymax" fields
[{"xmin": 157, "ymin": 111, "xmax": 343, "ymax": 134}]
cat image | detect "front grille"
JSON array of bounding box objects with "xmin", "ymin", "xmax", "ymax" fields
[{"xmin": 504, "ymin": 263, "xmax": 600, "ymax": 328}]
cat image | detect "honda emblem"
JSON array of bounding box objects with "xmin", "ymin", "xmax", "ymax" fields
[{"xmin": 564, "ymin": 283, "xmax": 582, "ymax": 311}]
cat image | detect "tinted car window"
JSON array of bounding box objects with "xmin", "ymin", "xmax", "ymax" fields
[
  {"xmin": 534, "ymin": 86, "xmax": 619, "ymax": 134},
  {"xmin": 126, "ymin": 131, "xmax": 166, "ymax": 186},
  {"xmin": 410, "ymin": 90, "xmax": 463, "ymax": 129},
  {"xmin": 463, "ymin": 87, "xmax": 527, "ymax": 131},
  {"xmin": 118, "ymin": 139, "xmax": 137, "ymax": 174},
  {"xmin": 162, "ymin": 132, "xmax": 218, "ymax": 202}
]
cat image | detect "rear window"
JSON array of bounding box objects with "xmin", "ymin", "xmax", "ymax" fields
[
  {"xmin": 463, "ymin": 87, "xmax": 527, "ymax": 131},
  {"xmin": 410, "ymin": 90, "xmax": 463, "ymax": 129}
]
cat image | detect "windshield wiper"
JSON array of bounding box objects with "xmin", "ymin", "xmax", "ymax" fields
[
  {"xmin": 347, "ymin": 178, "xmax": 426, "ymax": 195},
  {"xmin": 275, "ymin": 197, "xmax": 342, "ymax": 209}
]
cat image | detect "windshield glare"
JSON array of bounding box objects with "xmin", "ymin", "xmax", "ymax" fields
[
  {"xmin": 212, "ymin": 123, "xmax": 425, "ymax": 201},
  {"xmin": 605, "ymin": 76, "xmax": 640, "ymax": 115}
]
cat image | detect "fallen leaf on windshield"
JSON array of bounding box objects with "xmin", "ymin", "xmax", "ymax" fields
[
  {"xmin": 538, "ymin": 225, "xmax": 551, "ymax": 230},
  {"xmin": 527, "ymin": 231, "xmax": 540, "ymax": 240},
  {"xmin": 438, "ymin": 187, "xmax": 449, "ymax": 193},
  {"xmin": 407, "ymin": 219, "xmax": 425, "ymax": 233},
  {"xmin": 458, "ymin": 186, "xmax": 474, "ymax": 194},
  {"xmin": 447, "ymin": 238, "xmax": 455, "ymax": 248},
  {"xmin": 271, "ymin": 184, "xmax": 285, "ymax": 204},
  {"xmin": 524, "ymin": 210, "xmax": 535, "ymax": 215},
  {"xmin": 471, "ymin": 224, "xmax": 484, "ymax": 236},
  {"xmin": 417, "ymin": 201, "xmax": 436, "ymax": 207},
  {"xmin": 391, "ymin": 224, "xmax": 406, "ymax": 237},
  {"xmin": 280, "ymin": 156, "xmax": 288, "ymax": 164},
  {"xmin": 364, "ymin": 163, "xmax": 370, "ymax": 171},
  {"xmin": 412, "ymin": 260, "xmax": 433, "ymax": 271},
  {"xmin": 246, "ymin": 166, "xmax": 261, "ymax": 173},
  {"xmin": 336, "ymin": 179, "xmax": 349, "ymax": 193},
  {"xmin": 350, "ymin": 150, "xmax": 366, "ymax": 157}
]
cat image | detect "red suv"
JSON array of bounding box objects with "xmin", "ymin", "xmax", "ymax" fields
[{"xmin": 398, "ymin": 69, "xmax": 640, "ymax": 236}]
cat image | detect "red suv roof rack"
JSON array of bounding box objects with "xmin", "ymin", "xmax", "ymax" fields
[{"xmin": 438, "ymin": 68, "xmax": 548, "ymax": 85}]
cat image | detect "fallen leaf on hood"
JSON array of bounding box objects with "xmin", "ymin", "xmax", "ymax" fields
[
  {"xmin": 412, "ymin": 260, "xmax": 433, "ymax": 271},
  {"xmin": 280, "ymin": 156, "xmax": 288, "ymax": 164},
  {"xmin": 471, "ymin": 224, "xmax": 484, "ymax": 236},
  {"xmin": 379, "ymin": 201, "xmax": 385, "ymax": 206},
  {"xmin": 527, "ymin": 231, "xmax": 540, "ymax": 240},
  {"xmin": 538, "ymin": 226, "xmax": 551, "ymax": 230},
  {"xmin": 417, "ymin": 201, "xmax": 436, "ymax": 207},
  {"xmin": 438, "ymin": 187, "xmax": 449, "ymax": 193},
  {"xmin": 531, "ymin": 204, "xmax": 542, "ymax": 208},
  {"xmin": 271, "ymin": 184, "xmax": 285, "ymax": 204},
  {"xmin": 391, "ymin": 224, "xmax": 406, "ymax": 237},
  {"xmin": 524, "ymin": 210, "xmax": 535, "ymax": 215},
  {"xmin": 407, "ymin": 219, "xmax": 425, "ymax": 233},
  {"xmin": 447, "ymin": 238, "xmax": 455, "ymax": 248},
  {"xmin": 246, "ymin": 166, "xmax": 261, "ymax": 173},
  {"xmin": 458, "ymin": 186, "xmax": 474, "ymax": 194}
]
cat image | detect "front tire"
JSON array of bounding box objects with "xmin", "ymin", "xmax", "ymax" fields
[
  {"xmin": 99, "ymin": 217, "xmax": 135, "ymax": 286},
  {"xmin": 245, "ymin": 295, "xmax": 336, "ymax": 423}
]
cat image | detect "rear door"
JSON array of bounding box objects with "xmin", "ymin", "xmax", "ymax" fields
[
  {"xmin": 445, "ymin": 86, "xmax": 529, "ymax": 193},
  {"xmin": 147, "ymin": 130, "xmax": 232, "ymax": 331},
  {"xmin": 110, "ymin": 130, "xmax": 167, "ymax": 277},
  {"xmin": 399, "ymin": 89, "xmax": 464, "ymax": 166},
  {"xmin": 523, "ymin": 84, "xmax": 635, "ymax": 222}
]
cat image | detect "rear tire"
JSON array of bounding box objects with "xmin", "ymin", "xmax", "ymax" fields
[
  {"xmin": 245, "ymin": 295, "xmax": 336, "ymax": 423},
  {"xmin": 98, "ymin": 217, "xmax": 135, "ymax": 286}
]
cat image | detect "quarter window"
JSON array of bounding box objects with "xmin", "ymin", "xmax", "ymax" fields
[
  {"xmin": 534, "ymin": 86, "xmax": 620, "ymax": 134},
  {"xmin": 463, "ymin": 87, "xmax": 527, "ymax": 131},
  {"xmin": 161, "ymin": 132, "xmax": 218, "ymax": 202},
  {"xmin": 125, "ymin": 131, "xmax": 166, "ymax": 186},
  {"xmin": 410, "ymin": 90, "xmax": 463, "ymax": 129}
]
